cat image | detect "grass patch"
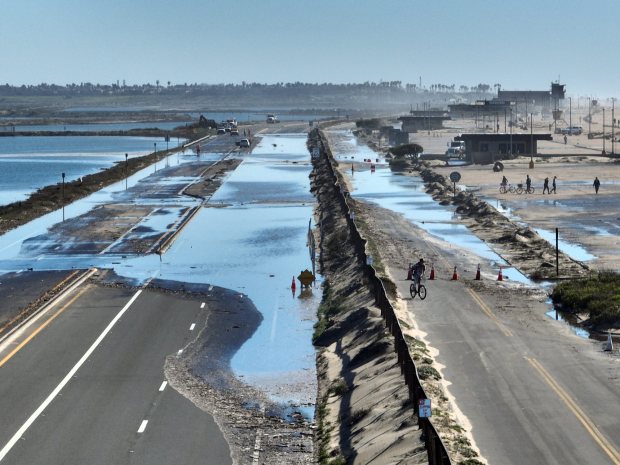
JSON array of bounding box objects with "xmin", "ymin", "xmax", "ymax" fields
[
  {"xmin": 418, "ymin": 365, "xmax": 441, "ymax": 381},
  {"xmin": 313, "ymin": 280, "xmax": 345, "ymax": 342},
  {"xmin": 551, "ymin": 271, "xmax": 620, "ymax": 327},
  {"xmin": 329, "ymin": 380, "xmax": 349, "ymax": 396}
]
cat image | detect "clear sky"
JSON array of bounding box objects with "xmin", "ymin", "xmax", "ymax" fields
[{"xmin": 1, "ymin": 0, "xmax": 618, "ymax": 97}]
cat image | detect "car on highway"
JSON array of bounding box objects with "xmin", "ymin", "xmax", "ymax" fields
[
  {"xmin": 216, "ymin": 128, "xmax": 226, "ymax": 134},
  {"xmin": 239, "ymin": 138, "xmax": 250, "ymax": 148},
  {"xmin": 230, "ymin": 128, "xmax": 239, "ymax": 136}
]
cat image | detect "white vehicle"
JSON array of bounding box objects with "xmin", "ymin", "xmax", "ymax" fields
[
  {"xmin": 239, "ymin": 138, "xmax": 251, "ymax": 148},
  {"xmin": 266, "ymin": 114, "xmax": 279, "ymax": 123},
  {"xmin": 561, "ymin": 126, "xmax": 583, "ymax": 135},
  {"xmin": 445, "ymin": 147, "xmax": 464, "ymax": 159}
]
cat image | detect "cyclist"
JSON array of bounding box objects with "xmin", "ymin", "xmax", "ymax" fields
[
  {"xmin": 412, "ymin": 258, "xmax": 426, "ymax": 291},
  {"xmin": 501, "ymin": 175, "xmax": 508, "ymax": 187}
]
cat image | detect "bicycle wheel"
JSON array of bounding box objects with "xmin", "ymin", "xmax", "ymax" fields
[
  {"xmin": 499, "ymin": 186, "xmax": 507, "ymax": 194},
  {"xmin": 516, "ymin": 186, "xmax": 523, "ymax": 194},
  {"xmin": 529, "ymin": 187, "xmax": 535, "ymax": 194},
  {"xmin": 508, "ymin": 185, "xmax": 516, "ymax": 193},
  {"xmin": 418, "ymin": 285, "xmax": 427, "ymax": 300},
  {"xmin": 409, "ymin": 282, "xmax": 417, "ymax": 299}
]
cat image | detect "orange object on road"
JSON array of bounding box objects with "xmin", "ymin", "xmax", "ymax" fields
[
  {"xmin": 451, "ymin": 266, "xmax": 458, "ymax": 280},
  {"xmin": 475, "ymin": 264, "xmax": 481, "ymax": 280},
  {"xmin": 497, "ymin": 266, "xmax": 503, "ymax": 281}
]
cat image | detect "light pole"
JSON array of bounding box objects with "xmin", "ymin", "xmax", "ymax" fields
[
  {"xmin": 509, "ymin": 107, "xmax": 513, "ymax": 157},
  {"xmin": 61, "ymin": 172, "xmax": 65, "ymax": 222},
  {"xmin": 125, "ymin": 153, "xmax": 128, "ymax": 190},
  {"xmin": 612, "ymin": 98, "xmax": 616, "ymax": 155},
  {"xmin": 569, "ymin": 97, "xmax": 572, "ymax": 131},
  {"xmin": 603, "ymin": 107, "xmax": 606, "ymax": 154},
  {"xmin": 588, "ymin": 97, "xmax": 591, "ymax": 136},
  {"xmin": 530, "ymin": 113, "xmax": 534, "ymax": 169},
  {"xmin": 154, "ymin": 142, "xmax": 157, "ymax": 172}
]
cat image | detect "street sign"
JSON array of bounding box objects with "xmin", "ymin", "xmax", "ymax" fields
[
  {"xmin": 419, "ymin": 398, "xmax": 432, "ymax": 418},
  {"xmin": 449, "ymin": 171, "xmax": 461, "ymax": 183}
]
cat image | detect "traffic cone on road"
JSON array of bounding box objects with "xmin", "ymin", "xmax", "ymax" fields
[
  {"xmin": 497, "ymin": 266, "xmax": 503, "ymax": 281},
  {"xmin": 475, "ymin": 264, "xmax": 481, "ymax": 280},
  {"xmin": 429, "ymin": 264, "xmax": 435, "ymax": 280},
  {"xmin": 451, "ymin": 266, "xmax": 458, "ymax": 280},
  {"xmin": 604, "ymin": 332, "xmax": 614, "ymax": 352},
  {"xmin": 291, "ymin": 276, "xmax": 296, "ymax": 291}
]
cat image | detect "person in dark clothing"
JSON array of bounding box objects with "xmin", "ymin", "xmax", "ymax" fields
[
  {"xmin": 594, "ymin": 177, "xmax": 601, "ymax": 194},
  {"xmin": 526, "ymin": 174, "xmax": 532, "ymax": 192},
  {"xmin": 542, "ymin": 177, "xmax": 550, "ymax": 194},
  {"xmin": 550, "ymin": 176, "xmax": 557, "ymax": 194}
]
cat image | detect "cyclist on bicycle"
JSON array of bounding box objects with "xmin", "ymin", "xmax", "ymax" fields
[
  {"xmin": 412, "ymin": 258, "xmax": 426, "ymax": 289},
  {"xmin": 501, "ymin": 176, "xmax": 508, "ymax": 188}
]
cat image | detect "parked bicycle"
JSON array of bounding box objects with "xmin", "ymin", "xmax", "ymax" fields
[{"xmin": 499, "ymin": 183, "xmax": 521, "ymax": 194}]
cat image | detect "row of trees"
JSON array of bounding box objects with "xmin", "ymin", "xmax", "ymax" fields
[{"xmin": 0, "ymin": 81, "xmax": 497, "ymax": 98}]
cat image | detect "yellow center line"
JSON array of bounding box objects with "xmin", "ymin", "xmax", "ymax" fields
[
  {"xmin": 526, "ymin": 357, "xmax": 620, "ymax": 464},
  {"xmin": 0, "ymin": 286, "xmax": 89, "ymax": 369},
  {"xmin": 466, "ymin": 287, "xmax": 513, "ymax": 337}
]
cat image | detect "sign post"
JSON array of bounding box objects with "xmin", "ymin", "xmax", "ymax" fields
[{"xmin": 449, "ymin": 171, "xmax": 461, "ymax": 199}]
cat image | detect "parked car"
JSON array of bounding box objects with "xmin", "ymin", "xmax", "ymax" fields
[
  {"xmin": 239, "ymin": 138, "xmax": 251, "ymax": 148},
  {"xmin": 561, "ymin": 126, "xmax": 583, "ymax": 135}
]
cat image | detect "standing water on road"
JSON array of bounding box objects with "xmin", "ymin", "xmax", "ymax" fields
[
  {"xmin": 117, "ymin": 134, "xmax": 320, "ymax": 416},
  {"xmin": 329, "ymin": 130, "xmax": 531, "ymax": 284}
]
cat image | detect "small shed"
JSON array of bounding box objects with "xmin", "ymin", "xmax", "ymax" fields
[{"xmin": 456, "ymin": 133, "xmax": 553, "ymax": 164}]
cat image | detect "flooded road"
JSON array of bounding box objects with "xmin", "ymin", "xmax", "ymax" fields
[{"xmin": 0, "ymin": 133, "xmax": 319, "ymax": 416}]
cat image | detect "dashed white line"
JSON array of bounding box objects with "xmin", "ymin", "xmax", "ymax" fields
[
  {"xmin": 200, "ymin": 302, "xmax": 205, "ymax": 309},
  {"xmin": 137, "ymin": 420, "xmax": 148, "ymax": 433},
  {"xmin": 189, "ymin": 323, "xmax": 196, "ymax": 331},
  {"xmin": 159, "ymin": 381, "xmax": 167, "ymax": 392}
]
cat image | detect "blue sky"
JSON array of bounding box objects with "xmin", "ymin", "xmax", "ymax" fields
[{"xmin": 1, "ymin": 0, "xmax": 618, "ymax": 97}]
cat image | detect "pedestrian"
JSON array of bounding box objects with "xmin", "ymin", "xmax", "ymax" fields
[
  {"xmin": 564, "ymin": 135, "xmax": 568, "ymax": 145},
  {"xmin": 593, "ymin": 176, "xmax": 601, "ymax": 194},
  {"xmin": 526, "ymin": 174, "xmax": 532, "ymax": 192},
  {"xmin": 550, "ymin": 175, "xmax": 557, "ymax": 194},
  {"xmin": 542, "ymin": 176, "xmax": 550, "ymax": 194}
]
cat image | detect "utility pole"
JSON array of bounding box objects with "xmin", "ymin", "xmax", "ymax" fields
[
  {"xmin": 530, "ymin": 113, "xmax": 534, "ymax": 169},
  {"xmin": 603, "ymin": 107, "xmax": 606, "ymax": 154},
  {"xmin": 612, "ymin": 98, "xmax": 616, "ymax": 155},
  {"xmin": 569, "ymin": 97, "xmax": 572, "ymax": 130},
  {"xmin": 509, "ymin": 107, "xmax": 513, "ymax": 157},
  {"xmin": 588, "ymin": 97, "xmax": 592, "ymax": 136},
  {"xmin": 61, "ymin": 172, "xmax": 65, "ymax": 222}
]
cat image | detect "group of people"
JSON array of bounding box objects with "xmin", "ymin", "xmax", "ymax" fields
[{"xmin": 502, "ymin": 174, "xmax": 603, "ymax": 195}]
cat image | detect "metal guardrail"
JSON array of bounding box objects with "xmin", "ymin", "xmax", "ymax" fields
[{"xmin": 311, "ymin": 129, "xmax": 452, "ymax": 465}]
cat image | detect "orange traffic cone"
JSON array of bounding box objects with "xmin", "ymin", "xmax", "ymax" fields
[
  {"xmin": 497, "ymin": 266, "xmax": 503, "ymax": 281},
  {"xmin": 475, "ymin": 264, "xmax": 481, "ymax": 280},
  {"xmin": 291, "ymin": 276, "xmax": 297, "ymax": 290},
  {"xmin": 451, "ymin": 266, "xmax": 458, "ymax": 280},
  {"xmin": 429, "ymin": 264, "xmax": 435, "ymax": 280}
]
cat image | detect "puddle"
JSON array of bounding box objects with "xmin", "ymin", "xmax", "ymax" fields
[{"xmin": 544, "ymin": 299, "xmax": 590, "ymax": 339}]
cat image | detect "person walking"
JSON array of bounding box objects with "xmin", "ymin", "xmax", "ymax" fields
[
  {"xmin": 526, "ymin": 174, "xmax": 532, "ymax": 193},
  {"xmin": 594, "ymin": 176, "xmax": 601, "ymax": 194},
  {"xmin": 550, "ymin": 175, "xmax": 557, "ymax": 194},
  {"xmin": 542, "ymin": 176, "xmax": 550, "ymax": 194}
]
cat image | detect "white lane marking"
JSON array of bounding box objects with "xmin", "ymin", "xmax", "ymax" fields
[
  {"xmin": 177, "ymin": 349, "xmax": 183, "ymax": 355},
  {"xmin": 158, "ymin": 381, "xmax": 167, "ymax": 392},
  {"xmin": 137, "ymin": 420, "xmax": 148, "ymax": 433},
  {"xmin": 189, "ymin": 323, "xmax": 195, "ymax": 331},
  {"xmin": 200, "ymin": 302, "xmax": 205, "ymax": 309},
  {"xmin": 0, "ymin": 289, "xmax": 143, "ymax": 462}
]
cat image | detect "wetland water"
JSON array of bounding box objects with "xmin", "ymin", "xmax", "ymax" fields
[{"xmin": 0, "ymin": 135, "xmax": 175, "ymax": 206}]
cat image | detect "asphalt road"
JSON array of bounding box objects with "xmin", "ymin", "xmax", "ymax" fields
[
  {"xmin": 0, "ymin": 282, "xmax": 231, "ymax": 465},
  {"xmin": 362, "ymin": 200, "xmax": 620, "ymax": 465}
]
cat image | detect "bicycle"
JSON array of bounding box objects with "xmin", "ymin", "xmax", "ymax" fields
[
  {"xmin": 499, "ymin": 183, "xmax": 520, "ymax": 194},
  {"xmin": 410, "ymin": 277, "xmax": 427, "ymax": 300},
  {"xmin": 524, "ymin": 185, "xmax": 535, "ymax": 194}
]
